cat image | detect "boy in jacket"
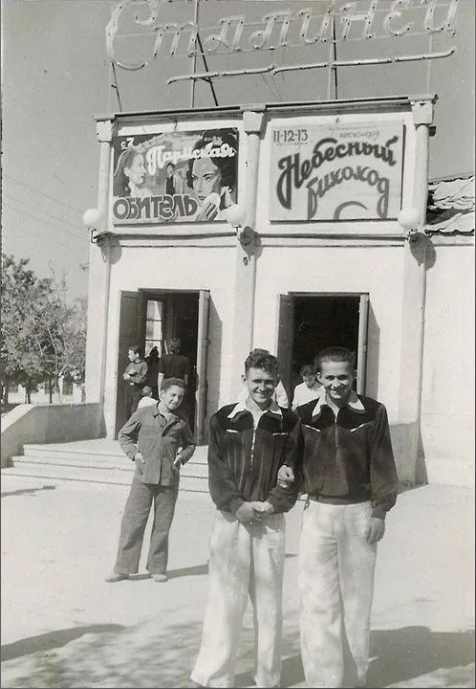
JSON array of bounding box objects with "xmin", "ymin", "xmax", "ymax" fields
[
  {"xmin": 105, "ymin": 377, "xmax": 195, "ymax": 583},
  {"xmin": 278, "ymin": 347, "xmax": 399, "ymax": 688},
  {"xmin": 191, "ymin": 349, "xmax": 302, "ymax": 689}
]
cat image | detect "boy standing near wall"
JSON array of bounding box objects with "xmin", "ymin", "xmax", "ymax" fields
[
  {"xmin": 191, "ymin": 349, "xmax": 302, "ymax": 688},
  {"xmin": 279, "ymin": 347, "xmax": 399, "ymax": 688}
]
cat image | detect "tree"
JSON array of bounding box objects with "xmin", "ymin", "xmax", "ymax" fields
[{"xmin": 1, "ymin": 254, "xmax": 87, "ymax": 404}]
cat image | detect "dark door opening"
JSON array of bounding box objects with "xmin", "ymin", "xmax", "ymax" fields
[
  {"xmin": 277, "ymin": 294, "xmax": 368, "ymax": 400},
  {"xmin": 116, "ymin": 290, "xmax": 209, "ymax": 442}
]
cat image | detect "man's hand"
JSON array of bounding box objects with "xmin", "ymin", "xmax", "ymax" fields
[
  {"xmin": 250, "ymin": 501, "xmax": 274, "ymax": 518},
  {"xmin": 277, "ymin": 465, "xmax": 295, "ymax": 488},
  {"xmin": 134, "ymin": 451, "xmax": 145, "ymax": 474},
  {"xmin": 365, "ymin": 517, "xmax": 385, "ymax": 544},
  {"xmin": 235, "ymin": 503, "xmax": 256, "ymax": 524}
]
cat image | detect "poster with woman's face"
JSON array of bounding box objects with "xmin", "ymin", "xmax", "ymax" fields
[{"xmin": 111, "ymin": 128, "xmax": 239, "ymax": 224}]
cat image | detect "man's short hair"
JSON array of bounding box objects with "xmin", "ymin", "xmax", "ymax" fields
[
  {"xmin": 244, "ymin": 348, "xmax": 279, "ymax": 376},
  {"xmin": 161, "ymin": 377, "xmax": 186, "ymax": 393},
  {"xmin": 314, "ymin": 347, "xmax": 355, "ymax": 372},
  {"xmin": 300, "ymin": 364, "xmax": 317, "ymax": 377},
  {"xmin": 128, "ymin": 344, "xmax": 142, "ymax": 355},
  {"xmin": 141, "ymin": 385, "xmax": 153, "ymax": 397},
  {"xmin": 169, "ymin": 338, "xmax": 182, "ymax": 354}
]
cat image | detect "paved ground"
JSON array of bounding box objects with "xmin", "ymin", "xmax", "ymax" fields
[{"xmin": 1, "ymin": 472, "xmax": 474, "ymax": 688}]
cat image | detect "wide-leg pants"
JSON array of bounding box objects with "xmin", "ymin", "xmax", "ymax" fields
[
  {"xmin": 191, "ymin": 510, "xmax": 286, "ymax": 688},
  {"xmin": 299, "ymin": 500, "xmax": 377, "ymax": 688},
  {"xmin": 114, "ymin": 477, "xmax": 179, "ymax": 575}
]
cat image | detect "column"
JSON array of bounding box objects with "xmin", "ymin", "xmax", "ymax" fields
[{"xmin": 230, "ymin": 107, "xmax": 265, "ymax": 398}]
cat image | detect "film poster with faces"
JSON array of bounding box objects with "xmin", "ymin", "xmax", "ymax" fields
[
  {"xmin": 269, "ymin": 121, "xmax": 404, "ymax": 222},
  {"xmin": 111, "ymin": 128, "xmax": 239, "ymax": 224}
]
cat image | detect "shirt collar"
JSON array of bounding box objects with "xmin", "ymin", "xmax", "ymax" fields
[
  {"xmin": 228, "ymin": 398, "xmax": 283, "ymax": 419},
  {"xmin": 310, "ymin": 387, "xmax": 365, "ymax": 418}
]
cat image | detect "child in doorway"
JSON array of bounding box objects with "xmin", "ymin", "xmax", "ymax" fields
[
  {"xmin": 291, "ymin": 363, "xmax": 321, "ymax": 410},
  {"xmin": 278, "ymin": 347, "xmax": 399, "ymax": 688},
  {"xmin": 105, "ymin": 377, "xmax": 195, "ymax": 583}
]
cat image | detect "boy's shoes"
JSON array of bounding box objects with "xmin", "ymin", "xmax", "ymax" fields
[
  {"xmin": 152, "ymin": 573, "xmax": 168, "ymax": 582},
  {"xmin": 104, "ymin": 572, "xmax": 129, "ymax": 583}
]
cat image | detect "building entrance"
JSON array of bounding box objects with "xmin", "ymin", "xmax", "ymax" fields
[
  {"xmin": 115, "ymin": 289, "xmax": 210, "ymax": 442},
  {"xmin": 277, "ymin": 293, "xmax": 369, "ymax": 401}
]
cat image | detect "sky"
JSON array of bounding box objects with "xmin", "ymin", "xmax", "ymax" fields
[{"xmin": 2, "ymin": 0, "xmax": 474, "ymax": 300}]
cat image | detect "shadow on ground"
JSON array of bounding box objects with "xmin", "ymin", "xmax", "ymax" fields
[
  {"xmin": 1, "ymin": 485, "xmax": 57, "ymax": 498},
  {"xmin": 273, "ymin": 626, "xmax": 475, "ymax": 688},
  {"xmin": 1, "ymin": 624, "xmax": 125, "ymax": 662},
  {"xmin": 1, "ymin": 621, "xmax": 474, "ymax": 688}
]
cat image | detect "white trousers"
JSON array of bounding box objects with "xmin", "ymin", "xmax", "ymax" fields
[
  {"xmin": 299, "ymin": 500, "xmax": 377, "ymax": 688},
  {"xmin": 191, "ymin": 510, "xmax": 286, "ymax": 688}
]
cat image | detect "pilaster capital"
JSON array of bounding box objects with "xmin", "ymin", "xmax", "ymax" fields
[
  {"xmin": 242, "ymin": 107, "xmax": 266, "ymax": 136},
  {"xmin": 96, "ymin": 119, "xmax": 114, "ymax": 143},
  {"xmin": 411, "ymin": 99, "xmax": 434, "ymax": 126}
]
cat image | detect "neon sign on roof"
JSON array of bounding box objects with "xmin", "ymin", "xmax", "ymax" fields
[{"xmin": 106, "ymin": 0, "xmax": 459, "ymax": 73}]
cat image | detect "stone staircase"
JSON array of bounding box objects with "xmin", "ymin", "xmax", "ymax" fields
[{"xmin": 3, "ymin": 438, "xmax": 209, "ymax": 494}]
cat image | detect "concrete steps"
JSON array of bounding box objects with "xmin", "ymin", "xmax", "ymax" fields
[{"xmin": 3, "ymin": 439, "xmax": 209, "ymax": 493}]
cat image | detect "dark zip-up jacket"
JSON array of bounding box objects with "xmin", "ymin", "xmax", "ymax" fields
[
  {"xmin": 118, "ymin": 404, "xmax": 196, "ymax": 485},
  {"xmin": 207, "ymin": 402, "xmax": 302, "ymax": 515},
  {"xmin": 296, "ymin": 392, "xmax": 398, "ymax": 518}
]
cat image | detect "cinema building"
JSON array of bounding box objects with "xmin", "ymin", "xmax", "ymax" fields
[{"xmin": 84, "ymin": 95, "xmax": 474, "ymax": 487}]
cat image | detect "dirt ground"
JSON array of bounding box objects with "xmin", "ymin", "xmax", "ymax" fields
[{"xmin": 1, "ymin": 474, "xmax": 474, "ymax": 688}]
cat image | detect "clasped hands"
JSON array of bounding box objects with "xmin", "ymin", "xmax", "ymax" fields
[{"xmin": 235, "ymin": 501, "xmax": 274, "ymax": 524}]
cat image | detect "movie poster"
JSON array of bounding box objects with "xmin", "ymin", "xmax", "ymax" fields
[
  {"xmin": 269, "ymin": 121, "xmax": 404, "ymax": 222},
  {"xmin": 111, "ymin": 127, "xmax": 239, "ymax": 224}
]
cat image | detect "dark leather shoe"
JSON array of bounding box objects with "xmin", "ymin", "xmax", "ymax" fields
[{"xmin": 105, "ymin": 572, "xmax": 129, "ymax": 583}]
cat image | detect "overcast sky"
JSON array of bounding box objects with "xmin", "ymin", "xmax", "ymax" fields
[{"xmin": 2, "ymin": 0, "xmax": 474, "ymax": 299}]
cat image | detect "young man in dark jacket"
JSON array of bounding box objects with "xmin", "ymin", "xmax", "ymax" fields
[
  {"xmin": 191, "ymin": 349, "xmax": 302, "ymax": 689},
  {"xmin": 278, "ymin": 347, "xmax": 399, "ymax": 688}
]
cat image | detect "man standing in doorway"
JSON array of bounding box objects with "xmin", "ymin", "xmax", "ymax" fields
[
  {"xmin": 123, "ymin": 345, "xmax": 148, "ymax": 417},
  {"xmin": 191, "ymin": 349, "xmax": 302, "ymax": 688}
]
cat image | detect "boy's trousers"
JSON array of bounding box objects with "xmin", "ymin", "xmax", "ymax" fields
[
  {"xmin": 299, "ymin": 500, "xmax": 377, "ymax": 688},
  {"xmin": 114, "ymin": 477, "xmax": 179, "ymax": 575},
  {"xmin": 191, "ymin": 510, "xmax": 285, "ymax": 688}
]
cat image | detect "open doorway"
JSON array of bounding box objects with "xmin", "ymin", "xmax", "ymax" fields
[
  {"xmin": 277, "ymin": 293, "xmax": 369, "ymax": 401},
  {"xmin": 115, "ymin": 289, "xmax": 210, "ymax": 442}
]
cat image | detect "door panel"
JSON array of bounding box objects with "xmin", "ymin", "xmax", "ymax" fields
[
  {"xmin": 276, "ymin": 294, "xmax": 295, "ymax": 400},
  {"xmin": 195, "ymin": 290, "xmax": 210, "ymax": 444},
  {"xmin": 115, "ymin": 291, "xmax": 145, "ymax": 437},
  {"xmin": 357, "ymin": 294, "xmax": 369, "ymax": 394}
]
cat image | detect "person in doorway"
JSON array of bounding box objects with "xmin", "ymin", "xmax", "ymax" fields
[
  {"xmin": 291, "ymin": 363, "xmax": 321, "ymax": 411},
  {"xmin": 278, "ymin": 347, "xmax": 399, "ymax": 688},
  {"xmin": 123, "ymin": 345, "xmax": 149, "ymax": 417},
  {"xmin": 146, "ymin": 346, "xmax": 160, "ymax": 399},
  {"xmin": 190, "ymin": 349, "xmax": 302, "ymax": 689},
  {"xmin": 158, "ymin": 338, "xmax": 191, "ymax": 392},
  {"xmin": 137, "ymin": 385, "xmax": 157, "ymax": 409},
  {"xmin": 238, "ymin": 348, "xmax": 290, "ymax": 408},
  {"xmin": 105, "ymin": 377, "xmax": 196, "ymax": 584}
]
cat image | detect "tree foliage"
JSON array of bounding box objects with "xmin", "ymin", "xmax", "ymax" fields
[{"xmin": 1, "ymin": 253, "xmax": 87, "ymax": 403}]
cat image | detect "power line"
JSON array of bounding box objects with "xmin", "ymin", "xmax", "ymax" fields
[
  {"xmin": 2, "ymin": 222, "xmax": 90, "ymax": 253},
  {"xmin": 3, "ymin": 175, "xmax": 84, "ymax": 214},
  {"xmin": 3, "ymin": 205, "xmax": 88, "ymax": 243},
  {"xmin": 4, "ymin": 194, "xmax": 86, "ymax": 238}
]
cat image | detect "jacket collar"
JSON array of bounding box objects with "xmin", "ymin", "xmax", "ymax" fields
[
  {"xmin": 311, "ymin": 388, "xmax": 365, "ymax": 419},
  {"xmin": 228, "ymin": 398, "xmax": 283, "ymax": 420}
]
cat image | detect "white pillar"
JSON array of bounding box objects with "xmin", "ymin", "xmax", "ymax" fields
[
  {"xmin": 397, "ymin": 97, "xmax": 435, "ymax": 481},
  {"xmin": 84, "ymin": 119, "xmax": 113, "ymax": 410},
  {"xmin": 230, "ymin": 107, "xmax": 265, "ymax": 398}
]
